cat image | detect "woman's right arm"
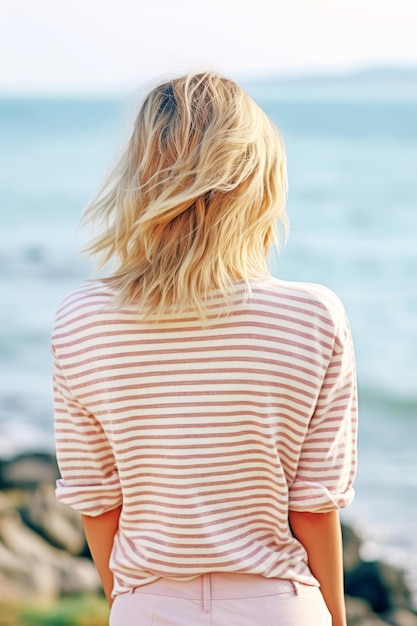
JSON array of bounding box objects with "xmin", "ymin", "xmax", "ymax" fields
[
  {"xmin": 82, "ymin": 505, "xmax": 122, "ymax": 606},
  {"xmin": 289, "ymin": 509, "xmax": 346, "ymax": 626}
]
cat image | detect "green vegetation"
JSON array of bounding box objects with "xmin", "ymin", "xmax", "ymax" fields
[{"xmin": 0, "ymin": 595, "xmax": 109, "ymax": 626}]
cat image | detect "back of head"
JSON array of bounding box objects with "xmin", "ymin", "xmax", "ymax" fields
[{"xmin": 83, "ymin": 71, "xmax": 288, "ymax": 319}]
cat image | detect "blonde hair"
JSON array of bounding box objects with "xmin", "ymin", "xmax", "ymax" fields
[{"xmin": 82, "ymin": 71, "xmax": 288, "ymax": 319}]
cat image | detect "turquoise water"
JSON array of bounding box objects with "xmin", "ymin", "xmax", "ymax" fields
[{"xmin": 0, "ymin": 77, "xmax": 416, "ymax": 591}]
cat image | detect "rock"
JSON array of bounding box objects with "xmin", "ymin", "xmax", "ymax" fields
[
  {"xmin": 57, "ymin": 552, "xmax": 101, "ymax": 595},
  {"xmin": 0, "ymin": 541, "xmax": 35, "ymax": 602},
  {"xmin": 0, "ymin": 452, "xmax": 60, "ymax": 489},
  {"xmin": 382, "ymin": 609, "xmax": 417, "ymax": 626},
  {"xmin": 345, "ymin": 595, "xmax": 391, "ymax": 626},
  {"xmin": 346, "ymin": 560, "xmax": 391, "ymax": 613},
  {"xmin": 19, "ymin": 483, "xmax": 86, "ymax": 555},
  {"xmin": 0, "ymin": 491, "xmax": 14, "ymax": 513},
  {"xmin": 0, "ymin": 508, "xmax": 100, "ymax": 602},
  {"xmin": 342, "ymin": 522, "xmax": 363, "ymax": 573},
  {"xmin": 0, "ymin": 511, "xmax": 60, "ymax": 602},
  {"xmin": 377, "ymin": 561, "xmax": 413, "ymax": 610},
  {"xmin": 345, "ymin": 560, "xmax": 413, "ymax": 614}
]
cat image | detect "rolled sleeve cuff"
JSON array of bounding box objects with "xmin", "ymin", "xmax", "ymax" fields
[
  {"xmin": 55, "ymin": 474, "xmax": 123, "ymax": 517},
  {"xmin": 289, "ymin": 481, "xmax": 355, "ymax": 513}
]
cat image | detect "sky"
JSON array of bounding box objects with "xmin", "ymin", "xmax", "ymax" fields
[{"xmin": 1, "ymin": 0, "xmax": 417, "ymax": 95}]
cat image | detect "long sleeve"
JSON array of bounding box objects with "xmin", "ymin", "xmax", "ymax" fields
[
  {"xmin": 53, "ymin": 346, "xmax": 122, "ymax": 516},
  {"xmin": 288, "ymin": 312, "xmax": 358, "ymax": 513}
]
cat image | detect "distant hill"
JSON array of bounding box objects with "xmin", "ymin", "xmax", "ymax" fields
[
  {"xmin": 242, "ymin": 66, "xmax": 417, "ymax": 101},
  {"xmin": 340, "ymin": 67, "xmax": 417, "ymax": 83},
  {"xmin": 245, "ymin": 66, "xmax": 417, "ymax": 86}
]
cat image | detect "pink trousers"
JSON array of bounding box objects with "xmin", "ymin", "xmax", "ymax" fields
[{"xmin": 109, "ymin": 573, "xmax": 332, "ymax": 625}]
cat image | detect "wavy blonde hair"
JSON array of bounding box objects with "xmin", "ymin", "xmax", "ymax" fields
[{"xmin": 82, "ymin": 71, "xmax": 288, "ymax": 319}]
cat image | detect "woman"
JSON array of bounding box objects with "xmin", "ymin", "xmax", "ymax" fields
[{"xmin": 52, "ymin": 72, "xmax": 357, "ymax": 626}]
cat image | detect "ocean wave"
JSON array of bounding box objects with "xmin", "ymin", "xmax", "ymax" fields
[
  {"xmin": 0, "ymin": 243, "xmax": 90, "ymax": 280},
  {"xmin": 359, "ymin": 386, "xmax": 417, "ymax": 418}
]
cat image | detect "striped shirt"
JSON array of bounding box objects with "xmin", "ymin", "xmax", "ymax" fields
[{"xmin": 52, "ymin": 277, "xmax": 357, "ymax": 597}]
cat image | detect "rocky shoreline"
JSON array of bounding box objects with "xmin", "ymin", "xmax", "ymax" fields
[{"xmin": 1, "ymin": 452, "xmax": 416, "ymax": 626}]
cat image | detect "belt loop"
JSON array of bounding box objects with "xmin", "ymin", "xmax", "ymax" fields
[
  {"xmin": 291, "ymin": 580, "xmax": 299, "ymax": 595},
  {"xmin": 202, "ymin": 573, "xmax": 211, "ymax": 613}
]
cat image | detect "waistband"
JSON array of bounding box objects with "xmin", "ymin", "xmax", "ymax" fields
[{"xmin": 131, "ymin": 573, "xmax": 301, "ymax": 613}]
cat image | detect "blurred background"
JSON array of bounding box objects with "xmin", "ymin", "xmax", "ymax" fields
[{"xmin": 0, "ymin": 0, "xmax": 416, "ymax": 620}]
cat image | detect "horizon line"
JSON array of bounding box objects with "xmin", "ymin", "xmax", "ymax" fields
[{"xmin": 1, "ymin": 63, "xmax": 416, "ymax": 99}]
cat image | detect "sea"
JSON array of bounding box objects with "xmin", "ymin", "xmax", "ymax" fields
[{"xmin": 0, "ymin": 70, "xmax": 416, "ymax": 599}]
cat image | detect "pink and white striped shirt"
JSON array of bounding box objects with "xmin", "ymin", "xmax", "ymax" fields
[{"xmin": 52, "ymin": 277, "xmax": 357, "ymax": 597}]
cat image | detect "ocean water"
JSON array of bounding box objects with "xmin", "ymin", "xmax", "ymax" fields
[{"xmin": 0, "ymin": 75, "xmax": 416, "ymax": 595}]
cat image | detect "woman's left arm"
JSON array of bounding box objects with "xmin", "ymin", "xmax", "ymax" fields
[
  {"xmin": 289, "ymin": 509, "xmax": 346, "ymax": 626},
  {"xmin": 82, "ymin": 505, "xmax": 122, "ymax": 606}
]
